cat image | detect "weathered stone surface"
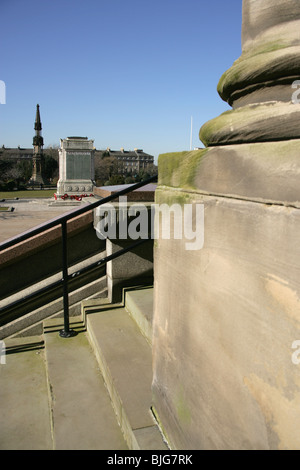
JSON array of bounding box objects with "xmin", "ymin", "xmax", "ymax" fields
[
  {"xmin": 217, "ymin": 46, "xmax": 300, "ymax": 107},
  {"xmin": 106, "ymin": 238, "xmax": 153, "ymax": 302},
  {"xmin": 152, "ymin": 188, "xmax": 300, "ymax": 450},
  {"xmin": 200, "ymin": 102, "xmax": 300, "ymax": 146},
  {"xmin": 242, "ymin": 0, "xmax": 300, "ymax": 53},
  {"xmin": 153, "ymin": 0, "xmax": 300, "ymax": 450},
  {"xmin": 218, "ymin": 0, "xmax": 300, "ymax": 106},
  {"xmin": 158, "ymin": 143, "xmax": 300, "ymax": 207},
  {"xmin": 200, "ymin": 0, "xmax": 300, "ymax": 147}
]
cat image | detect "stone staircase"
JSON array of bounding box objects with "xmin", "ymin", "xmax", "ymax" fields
[{"xmin": 0, "ymin": 286, "xmax": 168, "ymax": 450}]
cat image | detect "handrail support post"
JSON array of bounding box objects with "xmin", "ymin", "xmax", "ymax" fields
[{"xmin": 59, "ymin": 220, "xmax": 76, "ymax": 338}]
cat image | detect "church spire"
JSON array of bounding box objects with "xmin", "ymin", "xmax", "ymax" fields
[
  {"xmin": 30, "ymin": 104, "xmax": 46, "ymax": 185},
  {"xmin": 34, "ymin": 103, "xmax": 42, "ymax": 131},
  {"xmin": 33, "ymin": 103, "xmax": 44, "ymax": 148}
]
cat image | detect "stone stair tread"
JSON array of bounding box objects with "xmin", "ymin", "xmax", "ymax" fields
[
  {"xmin": 125, "ymin": 286, "xmax": 153, "ymax": 323},
  {"xmin": 44, "ymin": 317, "xmax": 128, "ymax": 450},
  {"xmin": 85, "ymin": 304, "xmax": 167, "ymax": 449},
  {"xmin": 124, "ymin": 286, "xmax": 153, "ymax": 343},
  {"xmin": 87, "ymin": 307, "xmax": 153, "ymax": 429},
  {"xmin": 0, "ymin": 335, "xmax": 52, "ymax": 450}
]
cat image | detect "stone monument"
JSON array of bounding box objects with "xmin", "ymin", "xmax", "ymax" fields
[
  {"xmin": 152, "ymin": 0, "xmax": 300, "ymax": 450},
  {"xmin": 55, "ymin": 136, "xmax": 95, "ymax": 201},
  {"xmin": 29, "ymin": 104, "xmax": 46, "ymax": 186}
]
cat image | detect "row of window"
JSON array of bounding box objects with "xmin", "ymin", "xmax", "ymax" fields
[{"xmin": 117, "ymin": 157, "xmax": 153, "ymax": 162}]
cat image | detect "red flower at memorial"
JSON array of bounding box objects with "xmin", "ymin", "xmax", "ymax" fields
[{"xmin": 54, "ymin": 193, "xmax": 93, "ymax": 201}]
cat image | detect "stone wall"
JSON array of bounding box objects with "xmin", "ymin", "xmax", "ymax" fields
[
  {"xmin": 151, "ymin": 0, "xmax": 300, "ymax": 450},
  {"xmin": 152, "ymin": 151, "xmax": 300, "ymax": 449}
]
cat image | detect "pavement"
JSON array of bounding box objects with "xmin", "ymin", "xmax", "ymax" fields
[{"xmin": 0, "ymin": 198, "xmax": 91, "ymax": 243}]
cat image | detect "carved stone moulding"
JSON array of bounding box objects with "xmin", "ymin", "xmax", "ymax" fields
[{"xmin": 200, "ymin": 0, "xmax": 300, "ymax": 147}]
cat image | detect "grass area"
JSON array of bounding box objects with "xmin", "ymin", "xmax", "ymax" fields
[
  {"xmin": 0, "ymin": 207, "xmax": 9, "ymax": 211},
  {"xmin": 0, "ymin": 189, "xmax": 56, "ymax": 199}
]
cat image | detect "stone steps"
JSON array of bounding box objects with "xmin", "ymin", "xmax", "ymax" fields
[
  {"xmin": 0, "ymin": 285, "xmax": 167, "ymax": 450},
  {"xmin": 44, "ymin": 317, "xmax": 128, "ymax": 450},
  {"xmin": 123, "ymin": 286, "xmax": 154, "ymax": 344},
  {"xmin": 83, "ymin": 287, "xmax": 167, "ymax": 450},
  {"xmin": 82, "ymin": 286, "xmax": 167, "ymax": 450},
  {"xmin": 0, "ymin": 320, "xmax": 128, "ymax": 450},
  {"xmin": 0, "ymin": 335, "xmax": 52, "ymax": 450}
]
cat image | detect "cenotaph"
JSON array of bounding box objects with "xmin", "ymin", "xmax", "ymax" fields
[{"xmin": 55, "ymin": 136, "xmax": 95, "ymax": 201}]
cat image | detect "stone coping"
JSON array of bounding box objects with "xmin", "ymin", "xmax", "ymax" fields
[
  {"xmin": 0, "ymin": 209, "xmax": 94, "ymax": 268},
  {"xmin": 94, "ymin": 184, "xmax": 156, "ymax": 202},
  {"xmin": 157, "ymin": 143, "xmax": 300, "ymax": 208}
]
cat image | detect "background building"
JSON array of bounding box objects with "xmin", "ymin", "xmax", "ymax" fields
[{"xmin": 98, "ymin": 148, "xmax": 154, "ymax": 175}]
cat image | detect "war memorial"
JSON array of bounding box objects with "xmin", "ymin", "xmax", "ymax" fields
[
  {"xmin": 0, "ymin": 0, "xmax": 300, "ymax": 451},
  {"xmin": 55, "ymin": 136, "xmax": 95, "ymax": 201}
]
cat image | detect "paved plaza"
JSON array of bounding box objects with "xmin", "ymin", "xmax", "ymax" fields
[{"xmin": 0, "ymin": 198, "xmax": 90, "ymax": 243}]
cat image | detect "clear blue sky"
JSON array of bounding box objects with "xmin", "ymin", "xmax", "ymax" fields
[{"xmin": 0, "ymin": 0, "xmax": 242, "ymax": 162}]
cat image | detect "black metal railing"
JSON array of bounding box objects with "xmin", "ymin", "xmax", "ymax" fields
[{"xmin": 0, "ymin": 176, "xmax": 157, "ymax": 337}]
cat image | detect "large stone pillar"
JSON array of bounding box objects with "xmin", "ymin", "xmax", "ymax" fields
[
  {"xmin": 201, "ymin": 0, "xmax": 300, "ymax": 147},
  {"xmin": 198, "ymin": 0, "xmax": 300, "ymax": 203},
  {"xmin": 152, "ymin": 0, "xmax": 300, "ymax": 450}
]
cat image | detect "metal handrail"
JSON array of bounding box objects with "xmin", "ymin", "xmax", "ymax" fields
[
  {"xmin": 0, "ymin": 176, "xmax": 157, "ymax": 337},
  {"xmin": 0, "ymin": 238, "xmax": 150, "ymax": 328}
]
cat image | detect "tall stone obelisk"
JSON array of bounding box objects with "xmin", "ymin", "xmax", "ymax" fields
[{"xmin": 152, "ymin": 0, "xmax": 300, "ymax": 450}]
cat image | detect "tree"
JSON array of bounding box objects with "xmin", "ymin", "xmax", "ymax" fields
[
  {"xmin": 0, "ymin": 158, "xmax": 13, "ymax": 177},
  {"xmin": 105, "ymin": 174, "xmax": 125, "ymax": 186},
  {"xmin": 17, "ymin": 160, "xmax": 32, "ymax": 182},
  {"xmin": 94, "ymin": 155, "xmax": 121, "ymax": 186},
  {"xmin": 134, "ymin": 163, "xmax": 158, "ymax": 182},
  {"xmin": 43, "ymin": 155, "xmax": 58, "ymax": 182},
  {"xmin": 0, "ymin": 158, "xmax": 14, "ymax": 189},
  {"xmin": 44, "ymin": 145, "xmax": 59, "ymax": 161}
]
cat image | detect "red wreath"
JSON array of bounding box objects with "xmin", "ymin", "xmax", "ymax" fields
[{"xmin": 55, "ymin": 193, "xmax": 93, "ymax": 201}]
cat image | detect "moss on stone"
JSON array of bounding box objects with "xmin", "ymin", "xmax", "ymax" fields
[
  {"xmin": 157, "ymin": 149, "xmax": 209, "ymax": 190},
  {"xmin": 155, "ymin": 188, "xmax": 192, "ymax": 206},
  {"xmin": 217, "ymin": 42, "xmax": 298, "ymax": 102},
  {"xmin": 243, "ymin": 40, "xmax": 289, "ymax": 60},
  {"xmin": 199, "ymin": 109, "xmax": 235, "ymax": 147},
  {"xmin": 175, "ymin": 387, "xmax": 192, "ymax": 425},
  {"xmin": 200, "ymin": 101, "xmax": 300, "ymax": 146}
]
